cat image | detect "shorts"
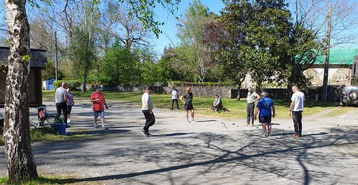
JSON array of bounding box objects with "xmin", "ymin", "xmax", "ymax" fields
[
  {"xmin": 94, "ymin": 110, "xmax": 105, "ymax": 118},
  {"xmin": 67, "ymin": 106, "xmax": 72, "ymax": 114},
  {"xmin": 184, "ymin": 103, "xmax": 194, "ymax": 111},
  {"xmin": 259, "ymin": 116, "xmax": 271, "ymax": 123}
]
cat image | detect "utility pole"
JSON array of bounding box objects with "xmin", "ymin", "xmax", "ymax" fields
[
  {"xmin": 322, "ymin": 2, "xmax": 332, "ymax": 101},
  {"xmin": 55, "ymin": 31, "xmax": 58, "ymax": 81}
]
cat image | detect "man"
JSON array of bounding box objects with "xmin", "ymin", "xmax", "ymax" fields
[
  {"xmin": 212, "ymin": 94, "xmax": 223, "ymax": 112},
  {"xmin": 90, "ymin": 86, "xmax": 108, "ymax": 129},
  {"xmin": 141, "ymin": 87, "xmax": 155, "ymax": 137},
  {"xmin": 246, "ymin": 87, "xmax": 260, "ymax": 126},
  {"xmin": 289, "ymin": 86, "xmax": 305, "ymax": 138},
  {"xmin": 55, "ymin": 82, "xmax": 70, "ymax": 127},
  {"xmin": 169, "ymin": 87, "xmax": 180, "ymax": 110},
  {"xmin": 255, "ymin": 92, "xmax": 275, "ymax": 137},
  {"xmin": 180, "ymin": 86, "xmax": 195, "ymax": 123}
]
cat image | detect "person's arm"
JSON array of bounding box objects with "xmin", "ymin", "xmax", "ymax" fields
[
  {"xmin": 90, "ymin": 94, "xmax": 99, "ymax": 102},
  {"xmin": 289, "ymin": 101, "xmax": 294, "ymax": 116},
  {"xmin": 104, "ymin": 98, "xmax": 108, "ymax": 109},
  {"xmin": 63, "ymin": 91, "xmax": 68, "ymax": 101},
  {"xmin": 180, "ymin": 95, "xmax": 185, "ymax": 104},
  {"xmin": 272, "ymin": 105, "xmax": 276, "ymax": 118},
  {"xmin": 254, "ymin": 93, "xmax": 260, "ymax": 102}
]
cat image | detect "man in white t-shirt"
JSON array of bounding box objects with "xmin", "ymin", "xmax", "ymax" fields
[
  {"xmin": 141, "ymin": 87, "xmax": 155, "ymax": 137},
  {"xmin": 289, "ymin": 86, "xmax": 305, "ymax": 138},
  {"xmin": 169, "ymin": 87, "xmax": 180, "ymax": 110}
]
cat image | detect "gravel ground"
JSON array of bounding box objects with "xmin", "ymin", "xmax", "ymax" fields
[{"xmin": 1, "ymin": 100, "xmax": 358, "ymax": 185}]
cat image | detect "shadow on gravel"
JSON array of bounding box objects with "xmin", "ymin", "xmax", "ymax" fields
[
  {"xmin": 150, "ymin": 133, "xmax": 190, "ymax": 137},
  {"xmin": 55, "ymin": 126, "xmax": 358, "ymax": 185}
]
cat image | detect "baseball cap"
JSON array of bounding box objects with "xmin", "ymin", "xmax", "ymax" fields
[
  {"xmin": 146, "ymin": 86, "xmax": 153, "ymax": 90},
  {"xmin": 96, "ymin": 86, "xmax": 103, "ymax": 90}
]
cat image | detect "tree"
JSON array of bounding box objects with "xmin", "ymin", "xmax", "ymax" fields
[
  {"xmin": 3, "ymin": 0, "xmax": 38, "ymax": 183},
  {"xmin": 3, "ymin": 0, "xmax": 180, "ymax": 183},
  {"xmin": 173, "ymin": 0, "xmax": 217, "ymax": 82},
  {"xmin": 101, "ymin": 45, "xmax": 139, "ymax": 85}
]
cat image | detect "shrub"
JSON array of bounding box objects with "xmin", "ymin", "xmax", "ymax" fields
[
  {"xmin": 53, "ymin": 80, "xmax": 82, "ymax": 91},
  {"xmin": 168, "ymin": 81, "xmax": 235, "ymax": 87}
]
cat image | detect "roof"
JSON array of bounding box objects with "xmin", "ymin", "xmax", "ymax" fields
[
  {"xmin": 0, "ymin": 46, "xmax": 47, "ymax": 68},
  {"xmin": 315, "ymin": 48, "xmax": 358, "ymax": 65}
]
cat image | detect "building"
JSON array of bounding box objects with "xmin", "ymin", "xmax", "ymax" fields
[
  {"xmin": 0, "ymin": 47, "xmax": 47, "ymax": 107},
  {"xmin": 305, "ymin": 48, "xmax": 358, "ymax": 86}
]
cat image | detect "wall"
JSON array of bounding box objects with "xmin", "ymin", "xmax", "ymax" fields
[{"xmin": 305, "ymin": 67, "xmax": 352, "ymax": 86}]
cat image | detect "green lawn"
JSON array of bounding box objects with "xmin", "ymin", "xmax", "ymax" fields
[
  {"xmin": 0, "ymin": 175, "xmax": 70, "ymax": 185},
  {"xmin": 43, "ymin": 90, "xmax": 340, "ymax": 119}
]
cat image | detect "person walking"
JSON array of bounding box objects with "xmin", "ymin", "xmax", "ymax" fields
[
  {"xmin": 289, "ymin": 86, "xmax": 305, "ymax": 138},
  {"xmin": 180, "ymin": 86, "xmax": 195, "ymax": 123},
  {"xmin": 90, "ymin": 87, "xmax": 108, "ymax": 129},
  {"xmin": 246, "ymin": 87, "xmax": 260, "ymax": 126},
  {"xmin": 55, "ymin": 82, "xmax": 70, "ymax": 127},
  {"xmin": 66, "ymin": 87, "xmax": 75, "ymax": 124},
  {"xmin": 255, "ymin": 92, "xmax": 275, "ymax": 137},
  {"xmin": 141, "ymin": 87, "xmax": 155, "ymax": 137},
  {"xmin": 169, "ymin": 87, "xmax": 180, "ymax": 110}
]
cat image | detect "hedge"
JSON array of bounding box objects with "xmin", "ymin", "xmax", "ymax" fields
[
  {"xmin": 168, "ymin": 81, "xmax": 235, "ymax": 87},
  {"xmin": 53, "ymin": 80, "xmax": 82, "ymax": 91}
]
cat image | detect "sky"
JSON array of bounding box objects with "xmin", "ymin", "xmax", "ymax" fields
[{"xmin": 151, "ymin": 0, "xmax": 225, "ymax": 55}]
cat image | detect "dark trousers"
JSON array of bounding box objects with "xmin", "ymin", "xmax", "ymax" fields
[
  {"xmin": 171, "ymin": 99, "xmax": 179, "ymax": 109},
  {"xmin": 142, "ymin": 110, "xmax": 155, "ymax": 133},
  {"xmin": 247, "ymin": 103, "xmax": 255, "ymax": 124},
  {"xmin": 292, "ymin": 111, "xmax": 303, "ymax": 135},
  {"xmin": 56, "ymin": 102, "xmax": 68, "ymax": 125}
]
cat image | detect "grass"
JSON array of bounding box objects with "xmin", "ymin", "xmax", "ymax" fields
[
  {"xmin": 327, "ymin": 107, "xmax": 356, "ymax": 117},
  {"xmin": 0, "ymin": 129, "xmax": 94, "ymax": 146},
  {"xmin": 43, "ymin": 90, "xmax": 341, "ymax": 119},
  {"xmin": 0, "ymin": 175, "xmax": 69, "ymax": 185}
]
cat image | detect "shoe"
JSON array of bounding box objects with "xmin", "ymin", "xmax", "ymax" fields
[
  {"xmin": 261, "ymin": 133, "xmax": 266, "ymax": 137},
  {"xmin": 67, "ymin": 119, "xmax": 71, "ymax": 124},
  {"xmin": 141, "ymin": 129, "xmax": 149, "ymax": 137},
  {"xmin": 66, "ymin": 124, "xmax": 71, "ymax": 128},
  {"xmin": 267, "ymin": 132, "xmax": 271, "ymax": 137},
  {"xmin": 245, "ymin": 123, "xmax": 250, "ymax": 126},
  {"xmin": 94, "ymin": 124, "xmax": 98, "ymax": 129},
  {"xmin": 102, "ymin": 125, "xmax": 108, "ymax": 130},
  {"xmin": 192, "ymin": 119, "xmax": 196, "ymax": 123},
  {"xmin": 292, "ymin": 134, "xmax": 300, "ymax": 138},
  {"xmin": 186, "ymin": 119, "xmax": 191, "ymax": 123},
  {"xmin": 250, "ymin": 123, "xmax": 254, "ymax": 127}
]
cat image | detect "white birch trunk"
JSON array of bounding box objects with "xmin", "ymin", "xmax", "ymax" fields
[{"xmin": 4, "ymin": 0, "xmax": 38, "ymax": 183}]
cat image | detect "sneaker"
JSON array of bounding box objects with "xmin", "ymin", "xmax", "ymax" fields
[
  {"xmin": 250, "ymin": 123, "xmax": 254, "ymax": 127},
  {"xmin": 192, "ymin": 119, "xmax": 196, "ymax": 123},
  {"xmin": 141, "ymin": 129, "xmax": 149, "ymax": 137},
  {"xmin": 94, "ymin": 124, "xmax": 98, "ymax": 129},
  {"xmin": 261, "ymin": 133, "xmax": 266, "ymax": 137},
  {"xmin": 102, "ymin": 125, "xmax": 108, "ymax": 130},
  {"xmin": 67, "ymin": 119, "xmax": 71, "ymax": 124},
  {"xmin": 186, "ymin": 119, "xmax": 191, "ymax": 123},
  {"xmin": 245, "ymin": 123, "xmax": 250, "ymax": 126},
  {"xmin": 267, "ymin": 132, "xmax": 271, "ymax": 137},
  {"xmin": 66, "ymin": 124, "xmax": 71, "ymax": 128}
]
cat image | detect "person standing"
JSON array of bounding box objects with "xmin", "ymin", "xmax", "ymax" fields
[
  {"xmin": 66, "ymin": 87, "xmax": 75, "ymax": 124},
  {"xmin": 180, "ymin": 86, "xmax": 195, "ymax": 123},
  {"xmin": 169, "ymin": 87, "xmax": 180, "ymax": 110},
  {"xmin": 246, "ymin": 87, "xmax": 260, "ymax": 126},
  {"xmin": 55, "ymin": 82, "xmax": 70, "ymax": 127},
  {"xmin": 91, "ymin": 87, "xmax": 108, "ymax": 129},
  {"xmin": 289, "ymin": 86, "xmax": 305, "ymax": 138},
  {"xmin": 255, "ymin": 92, "xmax": 275, "ymax": 137},
  {"xmin": 141, "ymin": 87, "xmax": 155, "ymax": 137}
]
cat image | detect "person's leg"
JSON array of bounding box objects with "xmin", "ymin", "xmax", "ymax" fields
[
  {"xmin": 67, "ymin": 106, "xmax": 72, "ymax": 123},
  {"xmin": 246, "ymin": 104, "xmax": 251, "ymax": 125},
  {"xmin": 298, "ymin": 111, "xmax": 303, "ymax": 136},
  {"xmin": 142, "ymin": 110, "xmax": 151, "ymax": 133},
  {"xmin": 186, "ymin": 110, "xmax": 189, "ymax": 121},
  {"xmin": 100, "ymin": 111, "xmax": 105, "ymax": 127},
  {"xmin": 175, "ymin": 99, "xmax": 179, "ymax": 109},
  {"xmin": 292, "ymin": 111, "xmax": 299, "ymax": 136},
  {"xmin": 94, "ymin": 111, "xmax": 99, "ymax": 127},
  {"xmin": 267, "ymin": 123, "xmax": 272, "ymax": 136},
  {"xmin": 261, "ymin": 123, "xmax": 266, "ymax": 137},
  {"xmin": 250, "ymin": 104, "xmax": 255, "ymax": 125},
  {"xmin": 191, "ymin": 109, "xmax": 195, "ymax": 121},
  {"xmin": 56, "ymin": 103, "xmax": 61, "ymax": 119},
  {"xmin": 147, "ymin": 113, "xmax": 156, "ymax": 132},
  {"xmin": 171, "ymin": 99, "xmax": 174, "ymax": 110},
  {"xmin": 61, "ymin": 102, "xmax": 68, "ymax": 125}
]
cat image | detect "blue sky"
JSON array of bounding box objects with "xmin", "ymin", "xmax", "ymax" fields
[{"xmin": 152, "ymin": 0, "xmax": 225, "ymax": 55}]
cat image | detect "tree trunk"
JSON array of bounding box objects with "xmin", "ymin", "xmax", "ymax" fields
[{"xmin": 4, "ymin": 0, "xmax": 38, "ymax": 183}]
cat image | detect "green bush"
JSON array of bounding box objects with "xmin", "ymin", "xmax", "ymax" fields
[{"xmin": 53, "ymin": 80, "xmax": 82, "ymax": 91}]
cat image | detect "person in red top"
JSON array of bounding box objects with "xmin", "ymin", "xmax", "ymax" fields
[{"xmin": 91, "ymin": 86, "xmax": 108, "ymax": 129}]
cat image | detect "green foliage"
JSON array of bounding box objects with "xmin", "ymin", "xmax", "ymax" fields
[
  {"xmin": 352, "ymin": 77, "xmax": 358, "ymax": 85},
  {"xmin": 100, "ymin": 46, "xmax": 140, "ymax": 85},
  {"xmin": 53, "ymin": 80, "xmax": 82, "ymax": 91}
]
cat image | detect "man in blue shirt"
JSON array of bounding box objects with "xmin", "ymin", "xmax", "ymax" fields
[{"xmin": 255, "ymin": 92, "xmax": 276, "ymax": 137}]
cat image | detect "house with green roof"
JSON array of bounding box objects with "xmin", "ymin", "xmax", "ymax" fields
[{"xmin": 305, "ymin": 48, "xmax": 358, "ymax": 86}]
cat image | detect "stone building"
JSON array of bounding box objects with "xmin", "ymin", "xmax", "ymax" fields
[{"xmin": 0, "ymin": 47, "xmax": 47, "ymax": 107}]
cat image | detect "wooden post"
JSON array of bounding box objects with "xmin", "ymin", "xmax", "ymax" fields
[{"xmin": 322, "ymin": 2, "xmax": 332, "ymax": 101}]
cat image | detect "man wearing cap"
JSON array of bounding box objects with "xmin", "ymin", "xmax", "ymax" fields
[
  {"xmin": 141, "ymin": 87, "xmax": 155, "ymax": 137},
  {"xmin": 91, "ymin": 86, "xmax": 108, "ymax": 129},
  {"xmin": 55, "ymin": 82, "xmax": 69, "ymax": 127}
]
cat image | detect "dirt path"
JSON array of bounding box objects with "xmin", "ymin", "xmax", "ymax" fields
[{"xmin": 1, "ymin": 100, "xmax": 358, "ymax": 185}]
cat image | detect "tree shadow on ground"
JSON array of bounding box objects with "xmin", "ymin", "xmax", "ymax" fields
[{"xmin": 41, "ymin": 126, "xmax": 358, "ymax": 185}]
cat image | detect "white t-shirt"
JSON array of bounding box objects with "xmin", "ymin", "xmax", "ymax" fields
[
  {"xmin": 171, "ymin": 90, "xmax": 178, "ymax": 99},
  {"xmin": 291, "ymin": 91, "xmax": 305, "ymax": 111},
  {"xmin": 142, "ymin": 93, "xmax": 153, "ymax": 110}
]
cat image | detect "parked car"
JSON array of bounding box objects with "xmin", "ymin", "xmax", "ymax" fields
[{"xmin": 340, "ymin": 85, "xmax": 358, "ymax": 106}]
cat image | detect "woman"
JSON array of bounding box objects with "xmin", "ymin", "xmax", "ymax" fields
[{"xmin": 66, "ymin": 87, "xmax": 75, "ymax": 124}]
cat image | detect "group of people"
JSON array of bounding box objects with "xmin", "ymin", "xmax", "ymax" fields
[
  {"xmin": 246, "ymin": 86, "xmax": 305, "ymax": 138},
  {"xmin": 56, "ymin": 82, "xmax": 305, "ymax": 138}
]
